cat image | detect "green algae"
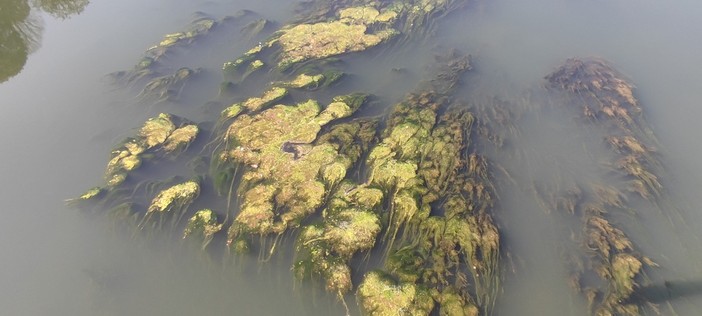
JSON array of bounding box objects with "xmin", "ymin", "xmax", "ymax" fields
[
  {"xmin": 141, "ymin": 113, "xmax": 177, "ymax": 149},
  {"xmin": 282, "ymin": 52, "xmax": 502, "ymax": 315},
  {"xmin": 71, "ymin": 2, "xmax": 516, "ymax": 314},
  {"xmin": 114, "ymin": 16, "xmax": 217, "ymax": 83},
  {"xmin": 163, "ymin": 124, "xmax": 199, "ymax": 154},
  {"xmin": 294, "ymin": 182, "xmax": 385, "ymax": 294},
  {"xmin": 220, "ymin": 87, "xmax": 288, "ymax": 122},
  {"xmin": 273, "ymin": 71, "xmax": 344, "ymax": 90},
  {"xmin": 240, "ymin": 19, "xmax": 272, "ymax": 39},
  {"xmin": 183, "ymin": 209, "xmax": 223, "ymax": 250},
  {"xmin": 546, "ymin": 58, "xmax": 663, "ymax": 201},
  {"xmin": 357, "ymin": 271, "xmax": 435, "ymax": 316},
  {"xmin": 544, "ymin": 58, "xmax": 672, "ymax": 315},
  {"xmin": 150, "ymin": 17, "xmax": 216, "ymax": 54},
  {"xmin": 147, "ymin": 180, "xmax": 200, "ymax": 214},
  {"xmin": 138, "ymin": 67, "xmax": 198, "ymax": 103},
  {"xmin": 221, "ymin": 1, "xmax": 465, "ymax": 72},
  {"xmin": 272, "ymin": 21, "xmax": 396, "ymax": 70},
  {"xmin": 221, "ymin": 95, "xmax": 371, "ymax": 241},
  {"xmin": 100, "ymin": 113, "xmax": 197, "ymax": 188}
]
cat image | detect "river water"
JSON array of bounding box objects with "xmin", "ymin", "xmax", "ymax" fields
[{"xmin": 1, "ymin": 0, "xmax": 702, "ymax": 315}]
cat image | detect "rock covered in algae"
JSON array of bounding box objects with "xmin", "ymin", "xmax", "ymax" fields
[
  {"xmin": 357, "ymin": 271, "xmax": 435, "ymax": 316},
  {"xmin": 294, "ymin": 224, "xmax": 355, "ymax": 295},
  {"xmin": 147, "ymin": 181, "xmax": 200, "ymax": 214},
  {"xmin": 76, "ymin": 2, "xmax": 506, "ymax": 315}
]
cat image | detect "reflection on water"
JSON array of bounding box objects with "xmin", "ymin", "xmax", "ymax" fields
[
  {"xmin": 2, "ymin": 0, "xmax": 702, "ymax": 315},
  {"xmin": 0, "ymin": 0, "xmax": 89, "ymax": 83}
]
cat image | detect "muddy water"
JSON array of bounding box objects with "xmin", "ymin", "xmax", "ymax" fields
[{"xmin": 2, "ymin": 0, "xmax": 702, "ymax": 315}]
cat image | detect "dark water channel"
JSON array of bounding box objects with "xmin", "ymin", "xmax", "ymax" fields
[{"xmin": 1, "ymin": 0, "xmax": 702, "ymax": 315}]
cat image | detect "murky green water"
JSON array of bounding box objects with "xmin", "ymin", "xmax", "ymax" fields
[{"xmin": 2, "ymin": 0, "xmax": 702, "ymax": 315}]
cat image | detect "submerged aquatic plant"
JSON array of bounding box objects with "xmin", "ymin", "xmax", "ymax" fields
[
  {"xmin": 101, "ymin": 113, "xmax": 198, "ymax": 188},
  {"xmin": 72, "ymin": 1, "xmax": 688, "ymax": 315},
  {"xmin": 141, "ymin": 180, "xmax": 201, "ymax": 230},
  {"xmin": 137, "ymin": 67, "xmax": 199, "ymax": 103},
  {"xmin": 183, "ymin": 209, "xmax": 223, "ymax": 250},
  {"xmin": 223, "ymin": 0, "xmax": 468, "ymax": 72},
  {"xmin": 221, "ymin": 94, "xmax": 372, "ymax": 241},
  {"xmin": 546, "ymin": 58, "xmax": 663, "ymax": 201},
  {"xmin": 539, "ymin": 58, "xmax": 675, "ymax": 316}
]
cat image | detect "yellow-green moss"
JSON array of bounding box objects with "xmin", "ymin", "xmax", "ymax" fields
[
  {"xmin": 357, "ymin": 271, "xmax": 434, "ymax": 316},
  {"xmin": 163, "ymin": 124, "xmax": 198, "ymax": 153},
  {"xmin": 140, "ymin": 113, "xmax": 176, "ymax": 149},
  {"xmin": 241, "ymin": 87, "xmax": 288, "ymax": 112},
  {"xmin": 272, "ymin": 21, "xmax": 396, "ymax": 68},
  {"xmin": 147, "ymin": 181, "xmax": 200, "ymax": 214},
  {"xmin": 183, "ymin": 209, "xmax": 223, "ymax": 249}
]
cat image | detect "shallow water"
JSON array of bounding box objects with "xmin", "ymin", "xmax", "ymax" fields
[{"xmin": 2, "ymin": 0, "xmax": 702, "ymax": 315}]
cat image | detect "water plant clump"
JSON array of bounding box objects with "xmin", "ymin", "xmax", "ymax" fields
[
  {"xmin": 220, "ymin": 86, "xmax": 289, "ymax": 123},
  {"xmin": 71, "ymin": 0, "xmax": 686, "ymax": 314},
  {"xmin": 222, "ymin": 0, "xmax": 467, "ymax": 72},
  {"xmin": 541, "ymin": 58, "xmax": 672, "ymax": 315},
  {"xmin": 141, "ymin": 180, "xmax": 200, "ymax": 230},
  {"xmin": 357, "ymin": 271, "xmax": 435, "ymax": 316},
  {"xmin": 546, "ymin": 58, "xmax": 663, "ymax": 201},
  {"xmin": 273, "ymin": 71, "xmax": 343, "ymax": 90},
  {"xmin": 101, "ymin": 113, "xmax": 198, "ymax": 188},
  {"xmin": 287, "ymin": 52, "xmax": 502, "ymax": 314},
  {"xmin": 221, "ymin": 94, "xmax": 372, "ymax": 243},
  {"xmin": 137, "ymin": 67, "xmax": 199, "ymax": 103},
  {"xmin": 294, "ymin": 181, "xmax": 384, "ymax": 297},
  {"xmin": 112, "ymin": 15, "xmax": 217, "ymax": 84},
  {"xmin": 183, "ymin": 209, "xmax": 223, "ymax": 250}
]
